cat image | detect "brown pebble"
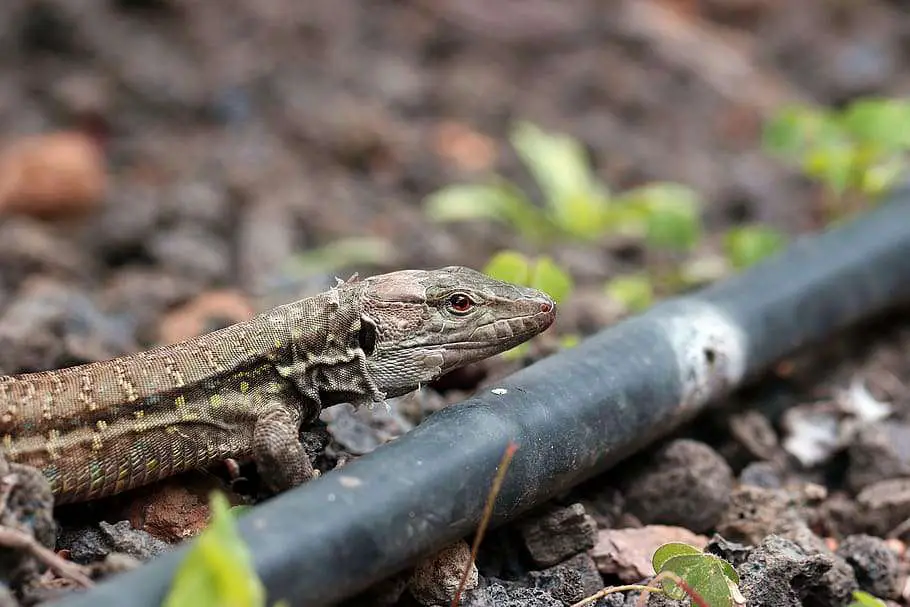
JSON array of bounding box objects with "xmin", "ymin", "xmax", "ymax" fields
[
  {"xmin": 408, "ymin": 540, "xmax": 477, "ymax": 606},
  {"xmin": 0, "ymin": 131, "xmax": 106, "ymax": 218},
  {"xmin": 158, "ymin": 290, "xmax": 255, "ymax": 344},
  {"xmin": 432, "ymin": 121, "xmax": 497, "ymax": 172},
  {"xmin": 592, "ymin": 525, "xmax": 708, "ymax": 582},
  {"xmin": 123, "ymin": 477, "xmax": 236, "ymax": 543}
]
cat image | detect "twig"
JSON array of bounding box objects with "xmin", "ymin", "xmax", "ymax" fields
[
  {"xmin": 570, "ymin": 584, "xmax": 663, "ymax": 607},
  {"xmin": 451, "ymin": 441, "xmax": 518, "ymax": 607},
  {"xmin": 0, "ymin": 525, "xmax": 93, "ymax": 588},
  {"xmin": 0, "ymin": 470, "xmax": 93, "ymax": 588}
]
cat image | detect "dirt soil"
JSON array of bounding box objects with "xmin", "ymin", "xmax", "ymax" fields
[{"xmin": 2, "ymin": 0, "xmax": 910, "ymax": 605}]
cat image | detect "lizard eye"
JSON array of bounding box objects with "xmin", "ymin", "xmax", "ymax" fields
[{"xmin": 446, "ymin": 293, "xmax": 475, "ymax": 315}]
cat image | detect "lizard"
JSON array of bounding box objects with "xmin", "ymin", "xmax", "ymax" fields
[{"xmin": 0, "ymin": 266, "xmax": 556, "ymax": 504}]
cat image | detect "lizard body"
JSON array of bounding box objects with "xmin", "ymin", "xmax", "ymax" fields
[{"xmin": 0, "ymin": 266, "xmax": 555, "ymax": 503}]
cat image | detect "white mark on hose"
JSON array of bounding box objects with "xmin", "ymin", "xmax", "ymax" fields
[
  {"xmin": 338, "ymin": 476, "xmax": 362, "ymax": 488},
  {"xmin": 491, "ymin": 388, "xmax": 508, "ymax": 396},
  {"xmin": 659, "ymin": 300, "xmax": 748, "ymax": 411}
]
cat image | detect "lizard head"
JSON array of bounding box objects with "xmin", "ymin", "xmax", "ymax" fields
[{"xmin": 358, "ymin": 265, "xmax": 556, "ymax": 399}]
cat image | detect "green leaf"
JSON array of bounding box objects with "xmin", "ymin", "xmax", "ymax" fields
[
  {"xmin": 483, "ymin": 252, "xmax": 574, "ymax": 305},
  {"xmin": 550, "ymin": 191, "xmax": 612, "ymax": 240},
  {"xmin": 762, "ymin": 104, "xmax": 840, "ymax": 159},
  {"xmin": 424, "ymin": 183, "xmax": 528, "ymax": 223},
  {"xmin": 840, "ymin": 98, "xmax": 910, "ymax": 149},
  {"xmin": 617, "ymin": 183, "xmax": 703, "ymax": 251},
  {"xmin": 424, "ymin": 180, "xmax": 553, "ymax": 243},
  {"xmin": 722, "ymin": 225, "xmax": 787, "ymax": 270},
  {"xmin": 483, "ymin": 251, "xmax": 532, "ymax": 286},
  {"xmin": 802, "ymin": 142, "xmax": 857, "ymax": 195},
  {"xmin": 165, "ymin": 493, "xmax": 266, "ymax": 607},
  {"xmin": 605, "ymin": 274, "xmax": 654, "ymax": 313},
  {"xmin": 861, "ymin": 156, "xmax": 906, "ymax": 197},
  {"xmin": 600, "ymin": 203, "xmax": 649, "ymax": 238},
  {"xmin": 652, "ymin": 542, "xmax": 704, "ymax": 573},
  {"xmin": 529, "ymin": 256, "xmax": 573, "ymax": 304},
  {"xmin": 849, "ymin": 590, "xmax": 887, "ymax": 607},
  {"xmin": 509, "ymin": 122, "xmax": 605, "ymax": 224},
  {"xmin": 657, "ymin": 554, "xmax": 738, "ymax": 607}
]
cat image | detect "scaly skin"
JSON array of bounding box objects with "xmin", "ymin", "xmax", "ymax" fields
[{"xmin": 0, "ymin": 266, "xmax": 556, "ymax": 503}]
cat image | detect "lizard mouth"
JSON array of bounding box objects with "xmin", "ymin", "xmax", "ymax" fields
[{"xmin": 432, "ymin": 305, "xmax": 557, "ymax": 352}]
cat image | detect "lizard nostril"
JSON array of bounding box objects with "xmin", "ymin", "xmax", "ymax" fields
[{"xmin": 540, "ymin": 302, "xmax": 553, "ymax": 313}]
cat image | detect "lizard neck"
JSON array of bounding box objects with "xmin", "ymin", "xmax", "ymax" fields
[{"xmin": 273, "ymin": 285, "xmax": 385, "ymax": 411}]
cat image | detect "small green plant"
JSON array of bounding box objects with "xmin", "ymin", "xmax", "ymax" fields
[
  {"xmin": 426, "ymin": 122, "xmax": 618, "ymax": 245},
  {"xmin": 651, "ymin": 542, "xmax": 744, "ymax": 607},
  {"xmin": 165, "ymin": 493, "xmax": 269, "ymax": 607},
  {"xmin": 849, "ymin": 590, "xmax": 887, "ymax": 607},
  {"xmin": 426, "ymin": 120, "xmax": 714, "ymax": 252},
  {"xmin": 722, "ymin": 225, "xmax": 788, "ymax": 271},
  {"xmin": 426, "ymin": 122, "xmax": 712, "ymax": 250},
  {"xmin": 483, "ymin": 251, "xmax": 573, "ymax": 304},
  {"xmin": 604, "ymin": 273, "xmax": 654, "ymax": 313},
  {"xmin": 571, "ymin": 541, "xmax": 743, "ymax": 607},
  {"xmin": 429, "ymin": 120, "xmax": 786, "ymax": 321},
  {"xmin": 764, "ymin": 97, "xmax": 910, "ymax": 219}
]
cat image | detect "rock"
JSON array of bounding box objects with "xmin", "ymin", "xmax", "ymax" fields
[
  {"xmin": 124, "ymin": 478, "xmax": 227, "ymax": 543},
  {"xmin": 147, "ymin": 224, "xmax": 231, "ymax": 284},
  {"xmin": 856, "ymin": 478, "xmax": 910, "ymax": 536},
  {"xmin": 624, "ymin": 439, "xmax": 734, "ymax": 533},
  {"xmin": 738, "ymin": 535, "xmax": 833, "ymax": 607},
  {"xmin": 728, "ymin": 410, "xmax": 780, "ymax": 461},
  {"xmin": 408, "ymin": 540, "xmax": 477, "ymax": 606},
  {"xmin": 704, "ymin": 534, "xmax": 753, "ymax": 569},
  {"xmin": 715, "ymin": 485, "xmax": 802, "ymax": 545},
  {"xmin": 591, "ymin": 525, "xmax": 707, "ymax": 582},
  {"xmin": 716, "ymin": 485, "xmax": 858, "ymax": 605},
  {"xmin": 322, "ymin": 403, "xmax": 388, "ymax": 456},
  {"xmin": 517, "ymin": 503, "xmax": 597, "ymax": 568},
  {"xmin": 473, "ymin": 580, "xmax": 564, "ymax": 607},
  {"xmin": 524, "ymin": 553, "xmax": 603, "ymax": 604},
  {"xmin": 846, "ymin": 423, "xmax": 910, "ymax": 493},
  {"xmin": 781, "ymin": 405, "xmax": 840, "ymax": 468},
  {"xmin": 58, "ymin": 520, "xmax": 170, "ymax": 564},
  {"xmin": 0, "ymin": 277, "xmax": 136, "ymax": 374},
  {"xmin": 836, "ymin": 535, "xmax": 899, "ymax": 599},
  {"xmin": 739, "ymin": 461, "xmax": 784, "ymax": 488}
]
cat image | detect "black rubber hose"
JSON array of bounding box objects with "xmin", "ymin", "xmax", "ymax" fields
[{"xmin": 56, "ymin": 193, "xmax": 910, "ymax": 607}]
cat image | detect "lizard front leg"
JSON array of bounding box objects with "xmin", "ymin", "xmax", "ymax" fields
[{"xmin": 251, "ymin": 392, "xmax": 317, "ymax": 494}]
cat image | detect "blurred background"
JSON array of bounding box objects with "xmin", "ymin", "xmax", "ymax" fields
[
  {"xmin": 6, "ymin": 3, "xmax": 910, "ymax": 605},
  {"xmin": 0, "ymin": 0, "xmax": 906, "ymax": 369}
]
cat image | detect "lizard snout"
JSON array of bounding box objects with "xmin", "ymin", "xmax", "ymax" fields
[{"xmin": 530, "ymin": 294, "xmax": 557, "ymax": 331}]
